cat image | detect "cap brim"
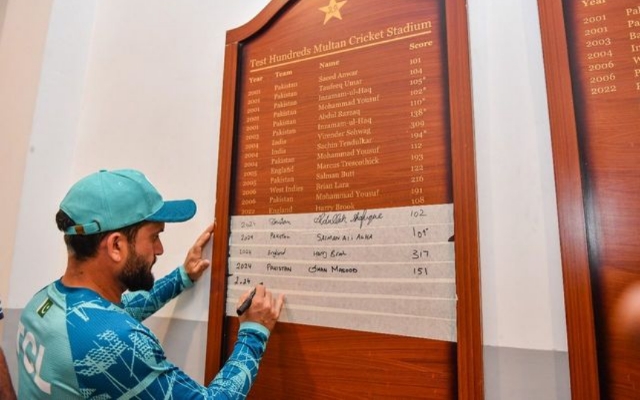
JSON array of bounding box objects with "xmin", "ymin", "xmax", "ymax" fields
[{"xmin": 147, "ymin": 199, "xmax": 196, "ymax": 223}]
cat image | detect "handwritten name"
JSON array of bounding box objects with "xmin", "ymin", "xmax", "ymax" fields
[
  {"xmin": 314, "ymin": 212, "xmax": 347, "ymax": 225},
  {"xmin": 351, "ymin": 210, "xmax": 384, "ymax": 228}
]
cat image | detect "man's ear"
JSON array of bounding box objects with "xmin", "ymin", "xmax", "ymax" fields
[{"xmin": 104, "ymin": 232, "xmax": 127, "ymax": 263}]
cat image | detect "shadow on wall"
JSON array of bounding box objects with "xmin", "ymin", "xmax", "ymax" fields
[{"xmin": 484, "ymin": 346, "xmax": 570, "ymax": 400}]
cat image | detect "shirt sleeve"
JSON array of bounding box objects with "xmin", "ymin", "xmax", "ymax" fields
[
  {"xmin": 73, "ymin": 315, "xmax": 270, "ymax": 400},
  {"xmin": 121, "ymin": 266, "xmax": 193, "ymax": 321},
  {"xmin": 208, "ymin": 322, "xmax": 271, "ymax": 397}
]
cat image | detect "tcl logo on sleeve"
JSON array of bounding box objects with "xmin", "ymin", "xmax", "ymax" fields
[{"xmin": 17, "ymin": 321, "xmax": 52, "ymax": 395}]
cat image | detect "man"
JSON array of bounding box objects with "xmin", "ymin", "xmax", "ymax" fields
[
  {"xmin": 0, "ymin": 300, "xmax": 17, "ymax": 400},
  {"xmin": 16, "ymin": 169, "xmax": 284, "ymax": 399}
]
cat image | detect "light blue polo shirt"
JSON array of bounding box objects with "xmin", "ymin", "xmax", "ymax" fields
[{"xmin": 17, "ymin": 267, "xmax": 269, "ymax": 399}]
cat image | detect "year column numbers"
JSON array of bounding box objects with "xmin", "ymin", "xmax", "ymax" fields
[
  {"xmin": 583, "ymin": 11, "xmax": 617, "ymax": 95},
  {"xmin": 240, "ymin": 85, "xmax": 263, "ymax": 215}
]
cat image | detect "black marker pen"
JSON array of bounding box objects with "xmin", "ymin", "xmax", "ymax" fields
[{"xmin": 236, "ymin": 284, "xmax": 261, "ymax": 316}]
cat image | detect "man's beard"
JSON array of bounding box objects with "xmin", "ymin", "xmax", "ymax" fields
[{"xmin": 119, "ymin": 248, "xmax": 156, "ymax": 291}]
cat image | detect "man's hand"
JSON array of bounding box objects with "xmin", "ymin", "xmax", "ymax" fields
[
  {"xmin": 183, "ymin": 223, "xmax": 213, "ymax": 282},
  {"xmin": 237, "ymin": 284, "xmax": 285, "ymax": 331}
]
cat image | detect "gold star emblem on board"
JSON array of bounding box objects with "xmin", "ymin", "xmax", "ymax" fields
[{"xmin": 319, "ymin": 0, "xmax": 347, "ymax": 25}]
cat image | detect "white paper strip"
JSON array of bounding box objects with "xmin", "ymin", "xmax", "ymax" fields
[
  {"xmin": 228, "ymin": 260, "xmax": 455, "ymax": 279},
  {"xmin": 225, "ymin": 204, "xmax": 457, "ymax": 341}
]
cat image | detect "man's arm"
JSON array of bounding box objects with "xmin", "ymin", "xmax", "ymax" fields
[
  {"xmin": 0, "ymin": 347, "xmax": 16, "ymax": 400},
  {"xmin": 70, "ymin": 286, "xmax": 282, "ymax": 400},
  {"xmin": 121, "ymin": 266, "xmax": 193, "ymax": 320},
  {"xmin": 122, "ymin": 224, "xmax": 213, "ymax": 320}
]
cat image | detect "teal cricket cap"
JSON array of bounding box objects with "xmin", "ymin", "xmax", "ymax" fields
[{"xmin": 60, "ymin": 169, "xmax": 196, "ymax": 235}]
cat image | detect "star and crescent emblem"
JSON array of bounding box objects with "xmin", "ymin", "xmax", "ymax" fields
[{"xmin": 319, "ymin": 0, "xmax": 347, "ymax": 25}]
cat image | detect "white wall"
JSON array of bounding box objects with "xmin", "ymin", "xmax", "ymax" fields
[
  {"xmin": 8, "ymin": 0, "xmax": 270, "ymax": 318},
  {"xmin": 0, "ymin": 0, "xmax": 53, "ymax": 337},
  {"xmin": 2, "ymin": 0, "xmax": 569, "ymax": 394},
  {"xmin": 468, "ymin": 0, "xmax": 567, "ymax": 352}
]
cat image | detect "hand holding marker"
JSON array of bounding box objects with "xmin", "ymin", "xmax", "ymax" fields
[{"xmin": 236, "ymin": 283, "xmax": 262, "ymax": 316}]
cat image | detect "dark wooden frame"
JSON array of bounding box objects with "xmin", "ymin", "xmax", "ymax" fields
[
  {"xmin": 205, "ymin": 0, "xmax": 483, "ymax": 398},
  {"xmin": 536, "ymin": 1, "xmax": 600, "ymax": 398}
]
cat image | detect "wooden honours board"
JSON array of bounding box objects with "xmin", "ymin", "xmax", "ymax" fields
[
  {"xmin": 537, "ymin": 0, "xmax": 640, "ymax": 398},
  {"xmin": 206, "ymin": 0, "xmax": 482, "ymax": 398}
]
